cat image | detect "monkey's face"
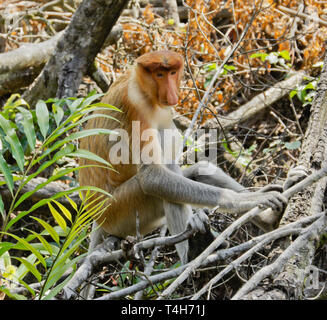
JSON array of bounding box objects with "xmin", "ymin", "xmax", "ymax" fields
[
  {"xmin": 135, "ymin": 50, "xmax": 184, "ymax": 108},
  {"xmin": 152, "ymin": 68, "xmax": 180, "ymax": 107}
]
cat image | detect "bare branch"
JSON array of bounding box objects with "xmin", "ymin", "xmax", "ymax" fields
[
  {"xmin": 232, "ymin": 212, "xmax": 327, "ymax": 300},
  {"xmin": 158, "ymin": 166, "xmax": 327, "ymax": 299}
]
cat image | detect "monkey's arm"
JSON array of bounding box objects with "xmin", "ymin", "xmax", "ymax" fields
[{"xmin": 137, "ymin": 164, "xmax": 287, "ymax": 214}]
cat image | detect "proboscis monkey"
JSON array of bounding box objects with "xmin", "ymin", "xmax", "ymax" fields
[{"xmin": 79, "ymin": 50, "xmax": 287, "ymax": 264}]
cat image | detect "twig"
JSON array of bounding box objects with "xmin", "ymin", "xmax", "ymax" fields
[
  {"xmin": 191, "ymin": 227, "xmax": 302, "ymax": 300},
  {"xmin": 134, "ymin": 225, "xmax": 167, "ymax": 299},
  {"xmin": 61, "ymin": 236, "xmax": 123, "ymax": 299},
  {"xmin": 205, "ymin": 210, "xmax": 323, "ymax": 263},
  {"xmin": 276, "ymin": 5, "xmax": 327, "ymax": 27},
  {"xmin": 61, "ymin": 226, "xmax": 194, "ymax": 299},
  {"xmin": 177, "ymin": 1, "xmax": 258, "ymax": 161},
  {"xmin": 232, "ymin": 211, "xmax": 327, "ymax": 300},
  {"xmin": 93, "ymin": 211, "xmax": 323, "ymax": 300}
]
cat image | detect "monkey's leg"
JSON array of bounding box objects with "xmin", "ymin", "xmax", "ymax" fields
[
  {"xmin": 163, "ymin": 201, "xmax": 192, "ymax": 264},
  {"xmin": 165, "ymin": 164, "xmax": 214, "ymax": 263},
  {"xmin": 97, "ymin": 176, "xmax": 165, "ymax": 237},
  {"xmin": 164, "ymin": 199, "xmax": 216, "ymax": 263},
  {"xmin": 182, "ymin": 161, "xmax": 245, "ymax": 191}
]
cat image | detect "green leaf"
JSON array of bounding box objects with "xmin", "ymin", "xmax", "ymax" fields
[
  {"xmin": 64, "ymin": 128, "xmax": 117, "ymax": 142},
  {"xmin": 42, "ymin": 239, "xmax": 86, "ymax": 295},
  {"xmin": 69, "ymin": 149, "xmax": 111, "ymax": 166},
  {"xmin": 0, "ymin": 287, "xmax": 27, "ymax": 300},
  {"xmin": 80, "ymin": 94, "xmax": 104, "ymax": 108},
  {"xmin": 0, "ymin": 113, "xmax": 13, "ymax": 132},
  {"xmin": 52, "ymin": 103, "xmax": 64, "ymax": 127},
  {"xmin": 16, "ymin": 279, "xmax": 36, "ymax": 297},
  {"xmin": 31, "ymin": 217, "xmax": 60, "ymax": 244},
  {"xmin": 24, "ymin": 144, "xmax": 75, "ymax": 188},
  {"xmin": 35, "ymin": 100, "xmax": 49, "ymax": 139},
  {"xmin": 304, "ymin": 81, "xmax": 317, "ymax": 91},
  {"xmin": 5, "ymin": 135, "xmax": 25, "ymax": 172},
  {"xmin": 0, "ymin": 242, "xmax": 15, "ymax": 257},
  {"xmin": 42, "ymin": 264, "xmax": 76, "ymax": 300},
  {"xmin": 52, "ymin": 236, "xmax": 86, "ymax": 273},
  {"xmin": 279, "ymin": 50, "xmax": 291, "ymax": 61},
  {"xmin": 17, "ymin": 107, "xmax": 36, "ymax": 151},
  {"xmin": 68, "ymin": 97, "xmax": 84, "ymax": 113},
  {"xmin": 0, "ymin": 153, "xmax": 14, "ymax": 195},
  {"xmin": 0, "ymin": 194, "xmax": 5, "ymax": 220},
  {"xmin": 27, "ymin": 229, "xmax": 53, "ymax": 255},
  {"xmin": 52, "ymin": 200, "xmax": 72, "ymax": 222},
  {"xmin": 284, "ymin": 141, "xmax": 301, "ymax": 150},
  {"xmin": 7, "ymin": 184, "xmax": 111, "ymax": 231},
  {"xmin": 224, "ymin": 64, "xmax": 236, "ymax": 71},
  {"xmin": 4, "ymin": 94, "xmax": 21, "ymax": 108},
  {"xmin": 13, "ymin": 257, "xmax": 42, "ymax": 282},
  {"xmin": 38, "ymin": 129, "xmax": 116, "ymax": 165},
  {"xmin": 204, "ymin": 63, "xmax": 217, "ymax": 72},
  {"xmin": 89, "ymin": 102, "xmax": 122, "ymax": 113},
  {"xmin": 65, "ymin": 195, "xmax": 77, "ymax": 211},
  {"xmin": 4, "ymin": 233, "xmax": 46, "ymax": 268},
  {"xmin": 250, "ymin": 52, "xmax": 268, "ymax": 62},
  {"xmin": 289, "ymin": 90, "xmax": 297, "ymax": 99},
  {"xmin": 48, "ymin": 202, "xmax": 67, "ymax": 231},
  {"xmin": 15, "ymin": 253, "xmax": 37, "ymax": 279},
  {"xmin": 0, "ymin": 115, "xmax": 25, "ymax": 172},
  {"xmin": 15, "ymin": 166, "xmax": 78, "ymax": 209},
  {"xmin": 78, "ymin": 113, "xmax": 121, "ymax": 125}
]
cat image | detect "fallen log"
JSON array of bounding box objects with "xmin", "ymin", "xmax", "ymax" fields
[{"xmin": 204, "ymin": 72, "xmax": 305, "ymax": 130}]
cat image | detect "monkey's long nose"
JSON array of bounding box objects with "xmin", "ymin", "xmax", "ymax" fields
[{"xmin": 167, "ymin": 89, "xmax": 178, "ymax": 105}]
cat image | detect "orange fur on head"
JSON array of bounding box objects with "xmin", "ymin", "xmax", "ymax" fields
[
  {"xmin": 136, "ymin": 50, "xmax": 183, "ymax": 72},
  {"xmin": 135, "ymin": 51, "xmax": 184, "ymax": 107}
]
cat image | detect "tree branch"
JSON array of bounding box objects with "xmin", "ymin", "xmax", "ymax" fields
[
  {"xmin": 158, "ymin": 166, "xmax": 327, "ymax": 299},
  {"xmin": 22, "ymin": 0, "xmax": 129, "ymax": 106}
]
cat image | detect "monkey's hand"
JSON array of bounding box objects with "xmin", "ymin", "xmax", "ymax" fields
[
  {"xmin": 186, "ymin": 208, "xmax": 210, "ymax": 234},
  {"xmin": 219, "ymin": 189, "xmax": 287, "ymax": 214},
  {"xmin": 284, "ymin": 165, "xmax": 308, "ymax": 191}
]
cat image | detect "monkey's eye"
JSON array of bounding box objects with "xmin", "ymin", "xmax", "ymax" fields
[
  {"xmin": 156, "ymin": 73, "xmax": 164, "ymax": 78},
  {"xmin": 171, "ymin": 70, "xmax": 177, "ymax": 75}
]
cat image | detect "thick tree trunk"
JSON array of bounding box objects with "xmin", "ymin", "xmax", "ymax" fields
[
  {"xmin": 164, "ymin": 0, "xmax": 180, "ymax": 26},
  {"xmin": 22, "ymin": 0, "xmax": 129, "ymax": 106},
  {"xmin": 0, "ymin": 14, "xmax": 6, "ymax": 53}
]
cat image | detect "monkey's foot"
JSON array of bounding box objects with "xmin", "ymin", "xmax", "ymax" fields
[
  {"xmin": 252, "ymin": 207, "xmax": 284, "ymax": 232},
  {"xmin": 187, "ymin": 208, "xmax": 229, "ymax": 261},
  {"xmin": 284, "ymin": 165, "xmax": 308, "ymax": 190},
  {"xmin": 186, "ymin": 208, "xmax": 211, "ymax": 234}
]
